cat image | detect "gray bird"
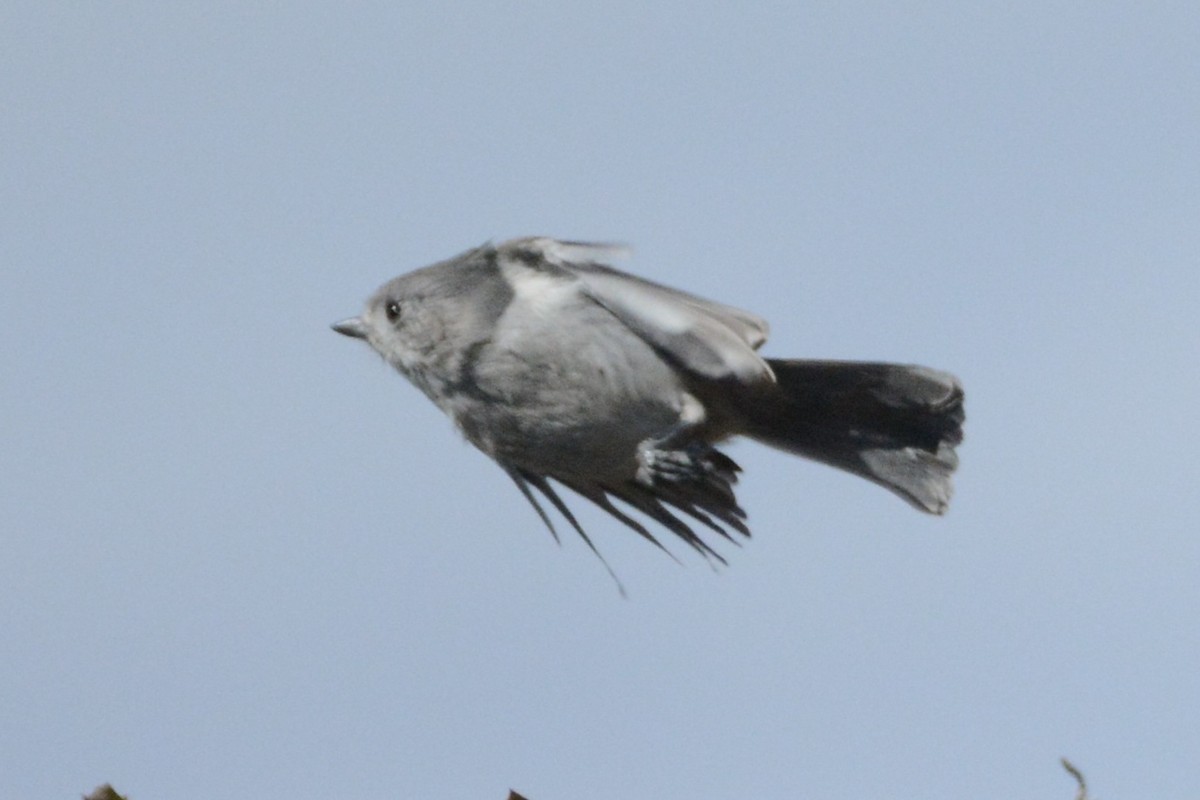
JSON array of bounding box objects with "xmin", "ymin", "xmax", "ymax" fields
[{"xmin": 332, "ymin": 237, "xmax": 964, "ymax": 566}]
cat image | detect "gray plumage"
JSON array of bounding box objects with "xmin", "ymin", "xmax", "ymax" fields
[{"xmin": 332, "ymin": 237, "xmax": 964, "ymax": 565}]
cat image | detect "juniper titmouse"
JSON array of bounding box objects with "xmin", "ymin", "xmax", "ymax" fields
[{"xmin": 333, "ymin": 237, "xmax": 964, "ymax": 564}]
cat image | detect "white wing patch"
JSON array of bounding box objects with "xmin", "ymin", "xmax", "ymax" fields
[
  {"xmin": 498, "ymin": 257, "xmax": 580, "ymax": 316},
  {"xmin": 502, "ymin": 237, "xmax": 775, "ymax": 385}
]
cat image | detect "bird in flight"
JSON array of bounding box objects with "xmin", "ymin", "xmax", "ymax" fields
[{"xmin": 333, "ymin": 237, "xmax": 964, "ymax": 570}]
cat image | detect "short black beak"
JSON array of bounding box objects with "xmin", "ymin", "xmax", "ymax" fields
[{"xmin": 331, "ymin": 317, "xmax": 368, "ymax": 339}]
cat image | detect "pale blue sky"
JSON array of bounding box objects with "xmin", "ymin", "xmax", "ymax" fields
[{"xmin": 3, "ymin": 3, "xmax": 1198, "ymax": 798}]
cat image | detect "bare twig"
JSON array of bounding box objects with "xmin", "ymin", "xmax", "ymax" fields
[{"xmin": 1061, "ymin": 757, "xmax": 1089, "ymax": 800}]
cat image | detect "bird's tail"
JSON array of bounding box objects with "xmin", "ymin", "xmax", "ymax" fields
[{"xmin": 739, "ymin": 360, "xmax": 965, "ymax": 513}]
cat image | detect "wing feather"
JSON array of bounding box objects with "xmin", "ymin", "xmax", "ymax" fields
[{"xmin": 499, "ymin": 238, "xmax": 775, "ymax": 385}]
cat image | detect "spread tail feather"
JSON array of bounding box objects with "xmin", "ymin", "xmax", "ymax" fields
[{"xmin": 741, "ymin": 360, "xmax": 965, "ymax": 513}]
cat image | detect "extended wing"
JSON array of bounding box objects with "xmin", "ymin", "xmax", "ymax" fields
[{"xmin": 500, "ymin": 238, "xmax": 775, "ymax": 385}]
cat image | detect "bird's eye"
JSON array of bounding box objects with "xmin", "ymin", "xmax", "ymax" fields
[{"xmin": 385, "ymin": 300, "xmax": 402, "ymax": 323}]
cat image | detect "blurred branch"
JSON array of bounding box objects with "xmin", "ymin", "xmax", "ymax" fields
[
  {"xmin": 1061, "ymin": 758, "xmax": 1090, "ymax": 800},
  {"xmin": 84, "ymin": 763, "xmax": 1091, "ymax": 800}
]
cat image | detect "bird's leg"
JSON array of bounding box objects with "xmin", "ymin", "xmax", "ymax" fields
[
  {"xmin": 634, "ymin": 394, "xmax": 738, "ymax": 488},
  {"xmin": 638, "ymin": 440, "xmax": 742, "ymax": 486}
]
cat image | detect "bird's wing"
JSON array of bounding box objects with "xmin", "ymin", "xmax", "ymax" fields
[{"xmin": 500, "ymin": 238, "xmax": 775, "ymax": 384}]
